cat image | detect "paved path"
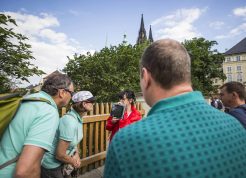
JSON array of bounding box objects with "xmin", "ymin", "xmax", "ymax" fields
[{"xmin": 78, "ymin": 166, "xmax": 104, "ymax": 178}]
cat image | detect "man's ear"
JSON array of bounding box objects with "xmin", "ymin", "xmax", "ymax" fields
[
  {"xmin": 59, "ymin": 89, "xmax": 67, "ymax": 99},
  {"xmin": 141, "ymin": 67, "xmax": 151, "ymax": 90},
  {"xmin": 57, "ymin": 89, "xmax": 63, "ymax": 98},
  {"xmin": 232, "ymin": 91, "xmax": 239, "ymax": 98}
]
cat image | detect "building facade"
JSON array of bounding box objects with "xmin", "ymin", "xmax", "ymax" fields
[{"xmin": 223, "ymin": 38, "xmax": 246, "ymax": 84}]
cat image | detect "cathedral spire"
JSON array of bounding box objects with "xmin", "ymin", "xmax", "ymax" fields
[
  {"xmin": 148, "ymin": 25, "xmax": 154, "ymax": 43},
  {"xmin": 136, "ymin": 14, "xmax": 147, "ymax": 44}
]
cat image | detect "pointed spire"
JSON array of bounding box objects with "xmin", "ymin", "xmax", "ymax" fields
[
  {"xmin": 140, "ymin": 14, "xmax": 145, "ymax": 33},
  {"xmin": 122, "ymin": 33, "xmax": 127, "ymax": 45},
  {"xmin": 136, "ymin": 14, "xmax": 147, "ymax": 44},
  {"xmin": 148, "ymin": 25, "xmax": 154, "ymax": 43}
]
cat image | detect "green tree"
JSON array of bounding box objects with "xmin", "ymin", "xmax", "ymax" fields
[
  {"xmin": 183, "ymin": 37, "xmax": 226, "ymax": 95},
  {"xmin": 64, "ymin": 42, "xmax": 149, "ymax": 102},
  {"xmin": 0, "ymin": 14, "xmax": 44, "ymax": 93}
]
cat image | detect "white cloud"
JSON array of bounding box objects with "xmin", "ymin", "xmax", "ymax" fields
[
  {"xmin": 233, "ymin": 6, "xmax": 246, "ymax": 18},
  {"xmin": 215, "ymin": 6, "xmax": 246, "ymax": 39},
  {"xmin": 1, "ymin": 11, "xmax": 94, "ymax": 86},
  {"xmin": 151, "ymin": 8, "xmax": 206, "ymax": 42},
  {"xmin": 215, "ymin": 23, "xmax": 246, "ymax": 39},
  {"xmin": 39, "ymin": 29, "xmax": 67, "ymax": 44},
  {"xmin": 209, "ymin": 21, "xmax": 224, "ymax": 30}
]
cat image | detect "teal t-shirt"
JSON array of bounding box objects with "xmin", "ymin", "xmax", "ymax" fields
[
  {"xmin": 104, "ymin": 91, "xmax": 246, "ymax": 178},
  {"xmin": 42, "ymin": 108, "xmax": 83, "ymax": 169},
  {"xmin": 0, "ymin": 91, "xmax": 59, "ymax": 178}
]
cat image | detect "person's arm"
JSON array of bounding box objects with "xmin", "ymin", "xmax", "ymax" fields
[
  {"xmin": 15, "ymin": 104, "xmax": 59, "ymax": 178},
  {"xmin": 73, "ymin": 146, "xmax": 81, "ymax": 167},
  {"xmin": 106, "ymin": 116, "xmax": 119, "ymax": 131},
  {"xmin": 14, "ymin": 145, "xmax": 45, "ymax": 178},
  {"xmin": 55, "ymin": 139, "xmax": 80, "ymax": 168}
]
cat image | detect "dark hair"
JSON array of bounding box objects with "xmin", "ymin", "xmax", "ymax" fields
[
  {"xmin": 220, "ymin": 82, "xmax": 246, "ymax": 100},
  {"xmin": 118, "ymin": 90, "xmax": 136, "ymax": 105},
  {"xmin": 72, "ymin": 102, "xmax": 86, "ymax": 113},
  {"xmin": 140, "ymin": 39, "xmax": 191, "ymax": 89},
  {"xmin": 41, "ymin": 74, "xmax": 72, "ymax": 96}
]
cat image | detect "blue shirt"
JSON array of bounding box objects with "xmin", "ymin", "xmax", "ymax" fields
[
  {"xmin": 42, "ymin": 108, "xmax": 83, "ymax": 169},
  {"xmin": 228, "ymin": 104, "xmax": 246, "ymax": 128},
  {"xmin": 0, "ymin": 91, "xmax": 59, "ymax": 178},
  {"xmin": 104, "ymin": 91, "xmax": 246, "ymax": 178}
]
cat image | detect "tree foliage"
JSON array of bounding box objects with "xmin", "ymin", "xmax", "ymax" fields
[
  {"xmin": 0, "ymin": 14, "xmax": 44, "ymax": 93},
  {"xmin": 65, "ymin": 37, "xmax": 225, "ymax": 101},
  {"xmin": 64, "ymin": 42, "xmax": 149, "ymax": 102},
  {"xmin": 183, "ymin": 37, "xmax": 226, "ymax": 95}
]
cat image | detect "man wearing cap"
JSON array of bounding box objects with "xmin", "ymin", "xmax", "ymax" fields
[{"xmin": 41, "ymin": 91, "xmax": 95, "ymax": 178}]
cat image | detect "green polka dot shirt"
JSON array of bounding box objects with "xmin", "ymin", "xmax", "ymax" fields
[{"xmin": 104, "ymin": 91, "xmax": 246, "ymax": 178}]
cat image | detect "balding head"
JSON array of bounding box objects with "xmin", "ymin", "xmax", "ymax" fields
[{"xmin": 140, "ymin": 39, "xmax": 191, "ymax": 89}]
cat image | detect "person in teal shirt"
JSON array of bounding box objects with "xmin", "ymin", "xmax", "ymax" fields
[
  {"xmin": 0, "ymin": 74, "xmax": 74, "ymax": 178},
  {"xmin": 104, "ymin": 39, "xmax": 246, "ymax": 178},
  {"xmin": 41, "ymin": 91, "xmax": 95, "ymax": 178}
]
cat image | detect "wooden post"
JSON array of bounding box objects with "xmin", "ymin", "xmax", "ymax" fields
[
  {"xmin": 82, "ymin": 123, "xmax": 88, "ymax": 173},
  {"xmin": 94, "ymin": 122, "xmax": 99, "ymax": 168},
  {"xmin": 105, "ymin": 103, "xmax": 109, "ymax": 114}
]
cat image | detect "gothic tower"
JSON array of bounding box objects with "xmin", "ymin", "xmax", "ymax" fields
[
  {"xmin": 136, "ymin": 14, "xmax": 147, "ymax": 44},
  {"xmin": 148, "ymin": 25, "xmax": 154, "ymax": 43}
]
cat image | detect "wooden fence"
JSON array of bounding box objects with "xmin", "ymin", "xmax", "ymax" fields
[{"xmin": 61, "ymin": 102, "xmax": 145, "ymax": 174}]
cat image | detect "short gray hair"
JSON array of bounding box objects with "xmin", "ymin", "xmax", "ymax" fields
[
  {"xmin": 41, "ymin": 74, "xmax": 72, "ymax": 96},
  {"xmin": 140, "ymin": 39, "xmax": 191, "ymax": 89}
]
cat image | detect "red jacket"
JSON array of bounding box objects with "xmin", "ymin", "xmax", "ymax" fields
[{"xmin": 106, "ymin": 105, "xmax": 142, "ymax": 141}]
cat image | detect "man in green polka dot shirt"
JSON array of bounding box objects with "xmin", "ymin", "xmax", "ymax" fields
[{"xmin": 104, "ymin": 39, "xmax": 246, "ymax": 178}]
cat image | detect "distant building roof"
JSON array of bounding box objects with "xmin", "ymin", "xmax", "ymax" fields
[
  {"xmin": 225, "ymin": 37, "xmax": 246, "ymax": 55},
  {"xmin": 43, "ymin": 70, "xmax": 62, "ymax": 79},
  {"xmin": 26, "ymin": 84, "xmax": 34, "ymax": 90}
]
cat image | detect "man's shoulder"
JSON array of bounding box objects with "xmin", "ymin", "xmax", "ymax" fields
[
  {"xmin": 60, "ymin": 113, "xmax": 78, "ymax": 127},
  {"xmin": 24, "ymin": 91, "xmax": 57, "ymax": 109},
  {"xmin": 231, "ymin": 104, "xmax": 246, "ymax": 112},
  {"xmin": 229, "ymin": 105, "xmax": 246, "ymax": 117}
]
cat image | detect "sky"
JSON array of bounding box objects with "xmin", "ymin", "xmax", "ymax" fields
[{"xmin": 1, "ymin": 0, "xmax": 246, "ymax": 87}]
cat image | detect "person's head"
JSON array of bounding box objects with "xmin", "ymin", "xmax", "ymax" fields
[
  {"xmin": 140, "ymin": 39, "xmax": 191, "ymax": 106},
  {"xmin": 219, "ymin": 81, "xmax": 246, "ymax": 108},
  {"xmin": 41, "ymin": 73, "xmax": 74, "ymax": 108},
  {"xmin": 118, "ymin": 90, "xmax": 136, "ymax": 106},
  {"xmin": 72, "ymin": 91, "xmax": 96, "ymax": 114}
]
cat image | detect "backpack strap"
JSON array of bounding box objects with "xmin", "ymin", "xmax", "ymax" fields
[
  {"xmin": 22, "ymin": 97, "xmax": 51, "ymax": 105},
  {"xmin": 0, "ymin": 155, "xmax": 19, "ymax": 169},
  {"xmin": 0, "ymin": 93, "xmax": 21, "ymax": 100}
]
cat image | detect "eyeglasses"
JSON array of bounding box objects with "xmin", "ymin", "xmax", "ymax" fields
[
  {"xmin": 84, "ymin": 100, "xmax": 95, "ymax": 105},
  {"xmin": 63, "ymin": 88, "xmax": 74, "ymax": 97}
]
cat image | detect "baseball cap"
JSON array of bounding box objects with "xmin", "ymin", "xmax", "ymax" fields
[{"xmin": 72, "ymin": 91, "xmax": 96, "ymax": 103}]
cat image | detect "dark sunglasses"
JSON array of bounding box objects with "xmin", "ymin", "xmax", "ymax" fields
[
  {"xmin": 84, "ymin": 100, "xmax": 95, "ymax": 105},
  {"xmin": 63, "ymin": 88, "xmax": 75, "ymax": 97}
]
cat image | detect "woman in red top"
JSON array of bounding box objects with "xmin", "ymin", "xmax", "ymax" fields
[{"xmin": 106, "ymin": 90, "xmax": 142, "ymax": 141}]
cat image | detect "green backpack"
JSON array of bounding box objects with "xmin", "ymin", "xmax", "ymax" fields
[{"xmin": 0, "ymin": 92, "xmax": 51, "ymax": 139}]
